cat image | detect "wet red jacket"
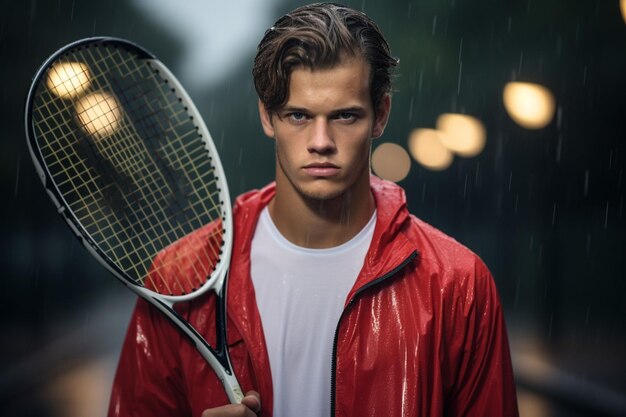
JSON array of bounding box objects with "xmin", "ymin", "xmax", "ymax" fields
[{"xmin": 108, "ymin": 177, "xmax": 519, "ymax": 417}]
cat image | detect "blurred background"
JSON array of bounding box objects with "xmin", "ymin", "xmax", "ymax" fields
[{"xmin": 1, "ymin": 0, "xmax": 625, "ymax": 416}]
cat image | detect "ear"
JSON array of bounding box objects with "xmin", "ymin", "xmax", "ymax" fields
[
  {"xmin": 372, "ymin": 94, "xmax": 391, "ymax": 139},
  {"xmin": 258, "ymin": 99, "xmax": 276, "ymax": 138}
]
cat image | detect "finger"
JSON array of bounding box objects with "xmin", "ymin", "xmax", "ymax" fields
[
  {"xmin": 200, "ymin": 403, "xmax": 257, "ymax": 417},
  {"xmin": 241, "ymin": 390, "xmax": 261, "ymax": 413}
]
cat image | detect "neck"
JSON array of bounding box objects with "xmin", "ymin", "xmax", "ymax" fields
[{"xmin": 268, "ymin": 177, "xmax": 375, "ymax": 249}]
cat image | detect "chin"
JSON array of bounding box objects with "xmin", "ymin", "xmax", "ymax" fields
[{"xmin": 293, "ymin": 182, "xmax": 341, "ymax": 201}]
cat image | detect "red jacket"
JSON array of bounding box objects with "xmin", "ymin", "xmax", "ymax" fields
[{"xmin": 108, "ymin": 177, "xmax": 519, "ymax": 417}]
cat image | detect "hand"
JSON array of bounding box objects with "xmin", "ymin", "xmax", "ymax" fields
[{"xmin": 200, "ymin": 391, "xmax": 261, "ymax": 417}]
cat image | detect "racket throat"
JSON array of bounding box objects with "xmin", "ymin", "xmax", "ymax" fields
[{"xmin": 151, "ymin": 296, "xmax": 236, "ymax": 375}]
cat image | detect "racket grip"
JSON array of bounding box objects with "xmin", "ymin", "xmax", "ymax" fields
[{"xmin": 220, "ymin": 371, "xmax": 245, "ymax": 404}]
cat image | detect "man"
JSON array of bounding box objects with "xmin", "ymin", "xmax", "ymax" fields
[{"xmin": 108, "ymin": 3, "xmax": 519, "ymax": 417}]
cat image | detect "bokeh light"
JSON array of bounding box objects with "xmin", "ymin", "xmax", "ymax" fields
[
  {"xmin": 503, "ymin": 81, "xmax": 556, "ymax": 129},
  {"xmin": 408, "ymin": 128, "xmax": 454, "ymax": 171},
  {"xmin": 75, "ymin": 92, "xmax": 123, "ymax": 139},
  {"xmin": 371, "ymin": 142, "xmax": 411, "ymax": 182},
  {"xmin": 621, "ymin": 0, "xmax": 626, "ymax": 23},
  {"xmin": 436, "ymin": 113, "xmax": 486, "ymax": 157},
  {"xmin": 46, "ymin": 62, "xmax": 91, "ymax": 99}
]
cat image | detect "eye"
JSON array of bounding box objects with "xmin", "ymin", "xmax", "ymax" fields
[
  {"xmin": 288, "ymin": 112, "xmax": 307, "ymax": 122},
  {"xmin": 335, "ymin": 112, "xmax": 357, "ymax": 123}
]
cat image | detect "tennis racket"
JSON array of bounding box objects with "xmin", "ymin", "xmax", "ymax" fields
[{"xmin": 24, "ymin": 37, "xmax": 243, "ymax": 404}]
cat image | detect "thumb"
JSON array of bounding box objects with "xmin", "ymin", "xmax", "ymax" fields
[{"xmin": 241, "ymin": 390, "xmax": 261, "ymax": 413}]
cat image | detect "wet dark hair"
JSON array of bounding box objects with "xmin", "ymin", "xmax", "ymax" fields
[{"xmin": 252, "ymin": 2, "xmax": 398, "ymax": 115}]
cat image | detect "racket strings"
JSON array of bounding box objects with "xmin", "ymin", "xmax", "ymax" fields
[
  {"xmin": 32, "ymin": 43, "xmax": 227, "ymax": 295},
  {"xmin": 60, "ymin": 46, "xmax": 184, "ymax": 282}
]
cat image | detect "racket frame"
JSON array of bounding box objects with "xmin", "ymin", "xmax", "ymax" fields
[{"xmin": 24, "ymin": 37, "xmax": 243, "ymax": 404}]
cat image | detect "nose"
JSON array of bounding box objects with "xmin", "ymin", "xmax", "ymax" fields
[{"xmin": 307, "ymin": 117, "xmax": 336, "ymax": 154}]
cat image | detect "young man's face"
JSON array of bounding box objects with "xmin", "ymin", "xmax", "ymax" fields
[{"xmin": 259, "ymin": 55, "xmax": 391, "ymax": 203}]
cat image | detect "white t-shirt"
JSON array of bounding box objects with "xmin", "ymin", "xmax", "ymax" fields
[{"xmin": 250, "ymin": 207, "xmax": 376, "ymax": 417}]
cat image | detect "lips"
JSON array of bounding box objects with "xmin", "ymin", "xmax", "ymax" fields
[{"xmin": 303, "ymin": 162, "xmax": 340, "ymax": 177}]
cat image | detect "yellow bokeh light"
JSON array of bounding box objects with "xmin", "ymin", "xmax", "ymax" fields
[
  {"xmin": 503, "ymin": 81, "xmax": 556, "ymax": 129},
  {"xmin": 436, "ymin": 113, "xmax": 486, "ymax": 157},
  {"xmin": 46, "ymin": 62, "xmax": 91, "ymax": 99},
  {"xmin": 371, "ymin": 142, "xmax": 411, "ymax": 182},
  {"xmin": 75, "ymin": 92, "xmax": 122, "ymax": 139},
  {"xmin": 621, "ymin": 0, "xmax": 626, "ymax": 23},
  {"xmin": 408, "ymin": 129, "xmax": 454, "ymax": 171}
]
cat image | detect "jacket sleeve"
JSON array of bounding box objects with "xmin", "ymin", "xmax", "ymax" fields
[
  {"xmin": 445, "ymin": 257, "xmax": 519, "ymax": 417},
  {"xmin": 108, "ymin": 298, "xmax": 192, "ymax": 417}
]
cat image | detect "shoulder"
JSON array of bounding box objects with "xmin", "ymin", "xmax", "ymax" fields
[
  {"xmin": 232, "ymin": 182, "xmax": 276, "ymax": 215},
  {"xmin": 402, "ymin": 214, "xmax": 495, "ymax": 304},
  {"xmin": 408, "ymin": 216, "xmax": 486, "ymax": 271}
]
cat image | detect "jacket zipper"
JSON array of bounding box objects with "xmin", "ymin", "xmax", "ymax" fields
[{"xmin": 329, "ymin": 250, "xmax": 418, "ymax": 417}]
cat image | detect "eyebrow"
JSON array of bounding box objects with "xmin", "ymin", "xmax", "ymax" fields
[{"xmin": 279, "ymin": 105, "xmax": 367, "ymax": 114}]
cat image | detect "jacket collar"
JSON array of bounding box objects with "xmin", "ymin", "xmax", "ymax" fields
[{"xmin": 229, "ymin": 175, "xmax": 417, "ymax": 309}]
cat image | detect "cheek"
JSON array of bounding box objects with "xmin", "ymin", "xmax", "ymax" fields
[
  {"xmin": 275, "ymin": 139, "xmax": 298, "ymax": 167},
  {"xmin": 353, "ymin": 138, "xmax": 372, "ymax": 160}
]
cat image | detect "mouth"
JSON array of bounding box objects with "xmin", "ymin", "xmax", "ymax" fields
[{"xmin": 302, "ymin": 162, "xmax": 340, "ymax": 177}]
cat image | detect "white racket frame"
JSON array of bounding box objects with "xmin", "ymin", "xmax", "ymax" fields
[{"xmin": 25, "ymin": 37, "xmax": 243, "ymax": 404}]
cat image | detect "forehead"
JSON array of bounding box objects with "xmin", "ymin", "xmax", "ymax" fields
[{"xmin": 285, "ymin": 56, "xmax": 372, "ymax": 109}]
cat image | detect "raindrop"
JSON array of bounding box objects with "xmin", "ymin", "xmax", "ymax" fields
[
  {"xmin": 432, "ymin": 15, "xmax": 438, "ymax": 36},
  {"xmin": 463, "ymin": 174, "xmax": 468, "ymax": 198},
  {"xmin": 457, "ymin": 38, "xmax": 463, "ymax": 95},
  {"xmin": 418, "ymin": 67, "xmax": 424, "ymax": 93},
  {"xmin": 604, "ymin": 201, "xmax": 609, "ymax": 229},
  {"xmin": 584, "ymin": 170, "xmax": 589, "ymax": 197},
  {"xmin": 552, "ymin": 203, "xmax": 557, "ymax": 226},
  {"xmin": 556, "ymin": 36, "xmax": 563, "ymax": 58}
]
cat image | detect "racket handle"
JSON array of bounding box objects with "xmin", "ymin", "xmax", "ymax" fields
[
  {"xmin": 148, "ymin": 296, "xmax": 244, "ymax": 404},
  {"xmin": 221, "ymin": 371, "xmax": 245, "ymax": 404}
]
